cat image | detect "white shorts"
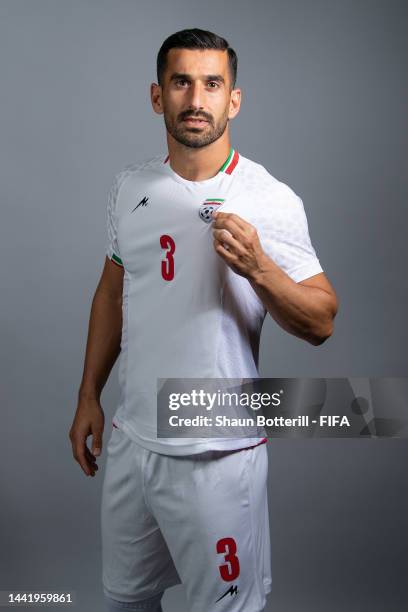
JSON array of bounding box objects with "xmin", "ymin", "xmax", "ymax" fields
[{"xmin": 101, "ymin": 425, "xmax": 272, "ymax": 612}]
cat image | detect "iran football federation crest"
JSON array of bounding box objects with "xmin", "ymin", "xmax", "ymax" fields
[{"xmin": 198, "ymin": 198, "xmax": 225, "ymax": 223}]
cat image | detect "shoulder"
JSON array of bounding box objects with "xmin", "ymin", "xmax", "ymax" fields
[
  {"xmin": 236, "ymin": 153, "xmax": 304, "ymax": 214},
  {"xmin": 112, "ymin": 153, "xmax": 165, "ymax": 188},
  {"xmin": 108, "ymin": 153, "xmax": 165, "ymax": 207}
]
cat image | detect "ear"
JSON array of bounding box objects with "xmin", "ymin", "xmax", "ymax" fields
[
  {"xmin": 228, "ymin": 88, "xmax": 241, "ymax": 120},
  {"xmin": 151, "ymin": 82, "xmax": 163, "ymax": 115}
]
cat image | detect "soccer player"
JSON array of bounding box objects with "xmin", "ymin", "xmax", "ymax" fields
[{"xmin": 69, "ymin": 28, "xmax": 338, "ymax": 612}]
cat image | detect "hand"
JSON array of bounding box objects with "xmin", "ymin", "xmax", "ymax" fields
[
  {"xmin": 212, "ymin": 211, "xmax": 269, "ymax": 280},
  {"xmin": 69, "ymin": 395, "xmax": 105, "ymax": 477}
]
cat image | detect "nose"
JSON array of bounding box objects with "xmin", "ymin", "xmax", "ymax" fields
[{"xmin": 187, "ymin": 80, "xmax": 205, "ymax": 110}]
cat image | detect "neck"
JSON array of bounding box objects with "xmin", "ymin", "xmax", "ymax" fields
[{"xmin": 166, "ymin": 135, "xmax": 232, "ymax": 181}]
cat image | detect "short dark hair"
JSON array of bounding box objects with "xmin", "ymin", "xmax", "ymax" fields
[{"xmin": 157, "ymin": 28, "xmax": 238, "ymax": 90}]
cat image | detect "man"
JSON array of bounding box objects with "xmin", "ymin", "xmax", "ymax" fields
[{"xmin": 69, "ymin": 28, "xmax": 337, "ymax": 612}]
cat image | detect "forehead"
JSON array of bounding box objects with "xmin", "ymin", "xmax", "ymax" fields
[{"xmin": 165, "ymin": 48, "xmax": 229, "ymax": 76}]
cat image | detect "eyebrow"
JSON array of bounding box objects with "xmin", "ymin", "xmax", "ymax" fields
[{"xmin": 169, "ymin": 72, "xmax": 225, "ymax": 85}]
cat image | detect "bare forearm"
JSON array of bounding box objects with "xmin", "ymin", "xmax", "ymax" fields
[
  {"xmin": 249, "ymin": 256, "xmax": 335, "ymax": 345},
  {"xmin": 78, "ymin": 289, "xmax": 122, "ymax": 400}
]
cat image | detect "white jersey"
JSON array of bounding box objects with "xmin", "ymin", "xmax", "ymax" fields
[{"xmin": 106, "ymin": 147, "xmax": 323, "ymax": 455}]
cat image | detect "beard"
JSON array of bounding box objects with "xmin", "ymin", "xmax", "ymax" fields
[{"xmin": 163, "ymin": 107, "xmax": 229, "ymax": 149}]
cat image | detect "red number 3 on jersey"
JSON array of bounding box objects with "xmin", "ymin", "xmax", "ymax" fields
[
  {"xmin": 216, "ymin": 537, "xmax": 241, "ymax": 581},
  {"xmin": 160, "ymin": 234, "xmax": 176, "ymax": 281}
]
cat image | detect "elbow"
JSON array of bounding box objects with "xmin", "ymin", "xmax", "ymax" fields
[
  {"xmin": 307, "ymin": 315, "xmax": 336, "ymax": 346},
  {"xmin": 306, "ymin": 294, "xmax": 339, "ymax": 346},
  {"xmin": 308, "ymin": 327, "xmax": 333, "ymax": 346}
]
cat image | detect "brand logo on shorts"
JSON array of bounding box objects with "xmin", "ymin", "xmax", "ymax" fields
[
  {"xmin": 215, "ymin": 584, "xmax": 239, "ymax": 602},
  {"xmin": 132, "ymin": 196, "xmax": 149, "ymax": 212},
  {"xmin": 198, "ymin": 198, "xmax": 225, "ymax": 223}
]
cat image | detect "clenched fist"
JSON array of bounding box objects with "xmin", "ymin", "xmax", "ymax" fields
[{"xmin": 212, "ymin": 211, "xmax": 269, "ymax": 280}]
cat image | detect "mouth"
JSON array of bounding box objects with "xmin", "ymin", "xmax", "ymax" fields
[{"xmin": 182, "ymin": 117, "xmax": 209, "ymax": 127}]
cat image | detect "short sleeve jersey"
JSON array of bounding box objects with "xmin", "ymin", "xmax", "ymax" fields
[{"xmin": 106, "ymin": 148, "xmax": 323, "ymax": 455}]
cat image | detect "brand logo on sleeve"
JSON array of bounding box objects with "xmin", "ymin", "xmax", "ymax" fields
[
  {"xmin": 132, "ymin": 196, "xmax": 149, "ymax": 212},
  {"xmin": 198, "ymin": 198, "xmax": 225, "ymax": 223}
]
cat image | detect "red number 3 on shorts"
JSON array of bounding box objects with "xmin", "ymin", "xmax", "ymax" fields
[{"xmin": 216, "ymin": 537, "xmax": 241, "ymax": 581}]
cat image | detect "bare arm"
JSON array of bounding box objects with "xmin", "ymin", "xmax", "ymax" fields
[
  {"xmin": 69, "ymin": 256, "xmax": 124, "ymax": 477},
  {"xmin": 79, "ymin": 257, "xmax": 124, "ymax": 398},
  {"xmin": 249, "ymin": 264, "xmax": 338, "ymax": 345},
  {"xmin": 212, "ymin": 210, "xmax": 338, "ymax": 345}
]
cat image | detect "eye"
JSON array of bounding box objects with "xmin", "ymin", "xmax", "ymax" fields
[
  {"xmin": 207, "ymin": 81, "xmax": 219, "ymax": 88},
  {"xmin": 176, "ymin": 78, "xmax": 189, "ymax": 86}
]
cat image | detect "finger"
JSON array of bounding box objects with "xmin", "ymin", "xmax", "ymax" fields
[
  {"xmin": 83, "ymin": 445, "xmax": 99, "ymax": 477},
  {"xmin": 91, "ymin": 429, "xmax": 103, "ymax": 457},
  {"xmin": 212, "ymin": 219, "xmax": 247, "ymax": 244},
  {"xmin": 213, "ymin": 238, "xmax": 240, "ymax": 265},
  {"xmin": 85, "ymin": 445, "xmax": 99, "ymax": 469},
  {"xmin": 71, "ymin": 438, "xmax": 93, "ymax": 476},
  {"xmin": 74, "ymin": 445, "xmax": 92, "ymax": 476},
  {"xmin": 213, "ymin": 217, "xmax": 249, "ymax": 244},
  {"xmin": 212, "ymin": 213, "xmax": 242, "ymax": 232},
  {"xmin": 213, "ymin": 211, "xmax": 251, "ymax": 232},
  {"xmin": 212, "ymin": 229, "xmax": 245, "ymax": 255}
]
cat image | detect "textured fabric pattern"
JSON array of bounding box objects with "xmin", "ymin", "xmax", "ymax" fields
[{"xmin": 103, "ymin": 150, "xmax": 323, "ymax": 455}]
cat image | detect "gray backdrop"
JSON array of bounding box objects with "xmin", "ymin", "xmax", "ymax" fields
[{"xmin": 1, "ymin": 0, "xmax": 407, "ymax": 610}]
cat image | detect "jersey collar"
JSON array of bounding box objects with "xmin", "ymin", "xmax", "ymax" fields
[
  {"xmin": 163, "ymin": 147, "xmax": 240, "ymax": 179},
  {"xmin": 217, "ymin": 147, "xmax": 240, "ymax": 174}
]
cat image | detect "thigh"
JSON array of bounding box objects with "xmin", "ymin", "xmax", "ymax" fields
[
  {"xmin": 100, "ymin": 427, "xmax": 181, "ymax": 603},
  {"xmin": 148, "ymin": 443, "xmax": 271, "ymax": 612}
]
